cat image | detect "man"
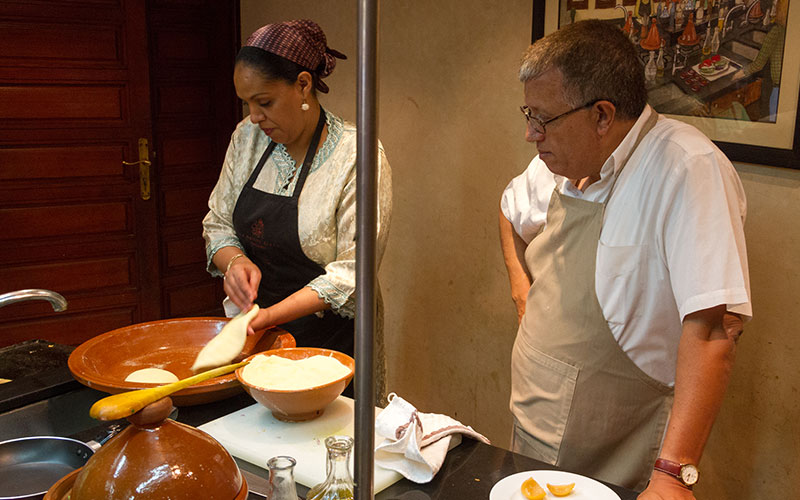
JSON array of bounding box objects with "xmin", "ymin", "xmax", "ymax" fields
[{"xmin": 499, "ymin": 20, "xmax": 751, "ymax": 498}]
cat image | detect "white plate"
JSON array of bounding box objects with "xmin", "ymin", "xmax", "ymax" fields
[{"xmin": 490, "ymin": 470, "xmax": 621, "ymax": 500}]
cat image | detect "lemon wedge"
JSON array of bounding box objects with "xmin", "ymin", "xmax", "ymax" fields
[
  {"xmin": 546, "ymin": 482, "xmax": 576, "ymax": 496},
  {"xmin": 521, "ymin": 477, "xmax": 546, "ymax": 500}
]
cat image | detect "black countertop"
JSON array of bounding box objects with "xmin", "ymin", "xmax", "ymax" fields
[
  {"xmin": 0, "ymin": 340, "xmax": 80, "ymax": 413},
  {"xmin": 56, "ymin": 389, "xmax": 640, "ymax": 500},
  {"xmin": 0, "ymin": 341, "xmax": 639, "ymax": 499}
]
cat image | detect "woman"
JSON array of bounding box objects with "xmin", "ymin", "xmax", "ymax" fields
[
  {"xmin": 202, "ymin": 20, "xmax": 392, "ymax": 375},
  {"xmin": 732, "ymin": 0, "xmax": 787, "ymax": 121}
]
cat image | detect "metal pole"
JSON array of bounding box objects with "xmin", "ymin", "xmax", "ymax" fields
[{"xmin": 355, "ymin": 0, "xmax": 379, "ymax": 499}]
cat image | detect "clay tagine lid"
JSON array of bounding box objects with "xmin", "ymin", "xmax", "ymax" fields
[
  {"xmin": 748, "ymin": 1, "xmax": 764, "ymax": 21},
  {"xmin": 678, "ymin": 13, "xmax": 700, "ymax": 46},
  {"xmin": 641, "ymin": 18, "xmax": 662, "ymax": 50},
  {"xmin": 67, "ymin": 397, "xmax": 245, "ymax": 499}
]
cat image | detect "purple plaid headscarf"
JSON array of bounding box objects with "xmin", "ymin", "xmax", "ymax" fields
[{"xmin": 244, "ymin": 19, "xmax": 347, "ymax": 93}]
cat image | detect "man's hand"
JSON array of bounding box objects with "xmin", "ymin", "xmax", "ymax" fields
[
  {"xmin": 722, "ymin": 311, "xmax": 744, "ymax": 343},
  {"xmin": 499, "ymin": 207, "xmax": 532, "ymax": 323},
  {"xmin": 510, "ymin": 274, "xmax": 531, "ymax": 324},
  {"xmin": 638, "ymin": 471, "xmax": 695, "ymax": 500},
  {"xmin": 224, "ymin": 257, "xmax": 260, "ymax": 311}
]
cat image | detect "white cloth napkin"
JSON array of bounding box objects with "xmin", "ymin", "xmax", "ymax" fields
[{"xmin": 374, "ymin": 393, "xmax": 490, "ymax": 483}]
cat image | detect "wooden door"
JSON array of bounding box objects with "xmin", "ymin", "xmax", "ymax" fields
[
  {"xmin": 0, "ymin": 0, "xmax": 239, "ymax": 347},
  {"xmin": 147, "ymin": 0, "xmax": 239, "ymax": 320}
]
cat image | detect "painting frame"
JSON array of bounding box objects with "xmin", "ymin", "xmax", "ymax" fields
[{"xmin": 531, "ymin": 0, "xmax": 800, "ymax": 169}]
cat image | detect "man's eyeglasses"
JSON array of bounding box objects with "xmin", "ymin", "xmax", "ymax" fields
[{"xmin": 520, "ymin": 99, "xmax": 608, "ymax": 136}]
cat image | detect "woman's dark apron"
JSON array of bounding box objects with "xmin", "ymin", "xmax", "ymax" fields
[{"xmin": 232, "ymin": 109, "xmax": 354, "ymax": 359}]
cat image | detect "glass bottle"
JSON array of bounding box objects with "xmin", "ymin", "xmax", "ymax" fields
[
  {"xmin": 266, "ymin": 456, "xmax": 299, "ymax": 500},
  {"xmin": 710, "ymin": 26, "xmax": 721, "ymax": 54},
  {"xmin": 702, "ymin": 28, "xmax": 712, "ymax": 55},
  {"xmin": 709, "ymin": 0, "xmax": 718, "ymax": 24},
  {"xmin": 656, "ymin": 46, "xmax": 665, "ymax": 77},
  {"xmin": 645, "ymin": 50, "xmax": 657, "ymax": 83},
  {"xmin": 306, "ymin": 436, "xmax": 354, "ymax": 500}
]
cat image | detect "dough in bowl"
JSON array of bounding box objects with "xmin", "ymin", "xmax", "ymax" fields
[
  {"xmin": 241, "ymin": 354, "xmax": 351, "ymax": 391},
  {"xmin": 124, "ymin": 367, "xmax": 180, "ymax": 384}
]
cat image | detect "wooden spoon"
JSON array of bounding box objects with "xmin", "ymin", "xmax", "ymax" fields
[{"xmin": 90, "ymin": 360, "xmax": 248, "ymax": 421}]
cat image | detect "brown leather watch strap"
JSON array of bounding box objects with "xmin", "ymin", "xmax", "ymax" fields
[
  {"xmin": 654, "ymin": 458, "xmax": 698, "ymax": 488},
  {"xmin": 654, "ymin": 458, "xmax": 681, "ymax": 477}
]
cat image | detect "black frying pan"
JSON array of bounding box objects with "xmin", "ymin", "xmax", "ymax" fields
[
  {"xmin": 0, "ymin": 424, "xmax": 124, "ymax": 500},
  {"xmin": 0, "ymin": 436, "xmax": 93, "ymax": 500}
]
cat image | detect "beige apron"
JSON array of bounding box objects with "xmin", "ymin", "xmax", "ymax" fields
[{"xmin": 510, "ymin": 112, "xmax": 671, "ymax": 491}]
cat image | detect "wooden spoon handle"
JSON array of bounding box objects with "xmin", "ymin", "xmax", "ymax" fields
[{"xmin": 90, "ymin": 360, "xmax": 249, "ymax": 421}]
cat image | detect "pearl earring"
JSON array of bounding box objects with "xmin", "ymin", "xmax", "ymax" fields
[{"xmin": 301, "ymin": 100, "xmax": 310, "ymax": 111}]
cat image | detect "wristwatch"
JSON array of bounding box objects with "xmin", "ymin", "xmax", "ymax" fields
[{"xmin": 654, "ymin": 458, "xmax": 699, "ymax": 488}]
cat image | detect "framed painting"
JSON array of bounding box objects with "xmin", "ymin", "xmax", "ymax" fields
[{"xmin": 532, "ymin": 0, "xmax": 800, "ymax": 168}]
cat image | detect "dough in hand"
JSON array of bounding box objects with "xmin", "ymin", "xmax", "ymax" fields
[
  {"xmin": 191, "ymin": 304, "xmax": 260, "ymax": 373},
  {"xmin": 125, "ymin": 367, "xmax": 179, "ymax": 384}
]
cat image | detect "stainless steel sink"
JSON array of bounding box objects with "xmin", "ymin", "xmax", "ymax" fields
[
  {"xmin": 723, "ymin": 40, "xmax": 759, "ymax": 61},
  {"xmin": 0, "ymin": 387, "xmax": 105, "ymax": 442},
  {"xmin": 743, "ymin": 29, "xmax": 767, "ymax": 44}
]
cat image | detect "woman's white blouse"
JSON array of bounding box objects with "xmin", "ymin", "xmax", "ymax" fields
[{"xmin": 203, "ymin": 110, "xmax": 392, "ymax": 318}]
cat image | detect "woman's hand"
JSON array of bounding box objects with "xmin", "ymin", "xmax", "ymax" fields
[
  {"xmin": 248, "ymin": 307, "xmax": 275, "ymax": 335},
  {"xmin": 224, "ymin": 256, "xmax": 261, "ymax": 311},
  {"xmin": 638, "ymin": 471, "xmax": 696, "ymax": 500}
]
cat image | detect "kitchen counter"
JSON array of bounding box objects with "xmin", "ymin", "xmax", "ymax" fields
[
  {"xmin": 3, "ymin": 384, "xmax": 640, "ymax": 499},
  {"xmin": 0, "ymin": 340, "xmax": 79, "ymax": 414}
]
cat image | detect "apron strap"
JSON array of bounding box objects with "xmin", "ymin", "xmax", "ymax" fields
[
  {"xmin": 292, "ymin": 107, "xmax": 327, "ymax": 198},
  {"xmin": 604, "ymin": 109, "xmax": 659, "ymax": 207},
  {"xmin": 244, "ymin": 140, "xmax": 278, "ymax": 190},
  {"xmin": 242, "ymin": 106, "xmax": 327, "ymax": 195}
]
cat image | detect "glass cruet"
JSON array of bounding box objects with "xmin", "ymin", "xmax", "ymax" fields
[
  {"xmin": 266, "ymin": 455, "xmax": 299, "ymax": 500},
  {"xmin": 306, "ymin": 435, "xmax": 355, "ymax": 500}
]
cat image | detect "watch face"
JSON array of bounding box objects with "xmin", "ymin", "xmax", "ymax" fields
[{"xmin": 680, "ymin": 464, "xmax": 699, "ymax": 485}]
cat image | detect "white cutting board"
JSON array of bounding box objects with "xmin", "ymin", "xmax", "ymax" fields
[{"xmin": 198, "ymin": 396, "xmax": 404, "ymax": 493}]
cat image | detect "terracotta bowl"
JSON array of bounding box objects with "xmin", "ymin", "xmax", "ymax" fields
[
  {"xmin": 44, "ymin": 398, "xmax": 248, "ymax": 500},
  {"xmin": 236, "ymin": 347, "xmax": 355, "ymax": 422},
  {"xmin": 68, "ymin": 317, "xmax": 295, "ymax": 406}
]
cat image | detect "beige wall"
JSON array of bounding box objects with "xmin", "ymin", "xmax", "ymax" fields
[
  {"xmin": 694, "ymin": 163, "xmax": 800, "ymax": 499},
  {"xmin": 240, "ymin": 1, "xmax": 799, "ymax": 497}
]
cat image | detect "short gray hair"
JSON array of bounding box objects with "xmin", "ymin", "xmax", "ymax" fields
[{"xmin": 519, "ymin": 20, "xmax": 647, "ymax": 119}]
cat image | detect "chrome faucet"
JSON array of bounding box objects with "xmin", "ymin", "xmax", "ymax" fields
[
  {"xmin": 723, "ymin": 3, "xmax": 746, "ymax": 36},
  {"xmin": 0, "ymin": 289, "xmax": 68, "ymax": 312},
  {"xmin": 742, "ymin": 0, "xmax": 760, "ymax": 27}
]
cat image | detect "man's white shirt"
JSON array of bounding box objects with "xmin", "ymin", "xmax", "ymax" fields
[{"xmin": 501, "ymin": 105, "xmax": 752, "ymax": 386}]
